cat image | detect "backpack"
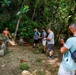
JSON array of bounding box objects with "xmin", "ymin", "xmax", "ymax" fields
[
  {"xmin": 69, "ymin": 49, "xmax": 76, "ymax": 62},
  {"xmin": 37, "ymin": 31, "xmax": 41, "ymax": 36}
]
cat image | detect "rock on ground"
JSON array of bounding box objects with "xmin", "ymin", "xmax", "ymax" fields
[{"xmin": 21, "ymin": 70, "xmax": 32, "ymax": 75}]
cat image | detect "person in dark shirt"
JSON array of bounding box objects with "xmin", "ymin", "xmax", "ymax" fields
[{"xmin": 33, "ymin": 28, "xmax": 41, "ymax": 48}]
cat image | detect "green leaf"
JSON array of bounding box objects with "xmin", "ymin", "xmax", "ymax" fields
[{"xmin": 20, "ymin": 5, "xmax": 29, "ymax": 14}]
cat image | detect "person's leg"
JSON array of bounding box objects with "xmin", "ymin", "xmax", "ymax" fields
[
  {"xmin": 58, "ymin": 65, "xmax": 75, "ymax": 75},
  {"xmin": 42, "ymin": 40, "xmax": 46, "ymax": 52},
  {"xmin": 33, "ymin": 43, "xmax": 36, "ymax": 46},
  {"xmin": 49, "ymin": 44, "xmax": 54, "ymax": 56},
  {"xmin": 36, "ymin": 39, "xmax": 39, "ymax": 48},
  {"xmin": 49, "ymin": 50, "xmax": 53, "ymax": 56},
  {"xmin": 33, "ymin": 40, "xmax": 36, "ymax": 48},
  {"xmin": 47, "ymin": 44, "xmax": 54, "ymax": 58},
  {"xmin": 44, "ymin": 45, "xmax": 46, "ymax": 52}
]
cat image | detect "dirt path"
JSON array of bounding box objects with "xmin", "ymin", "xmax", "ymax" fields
[{"xmin": 0, "ymin": 45, "xmax": 61, "ymax": 75}]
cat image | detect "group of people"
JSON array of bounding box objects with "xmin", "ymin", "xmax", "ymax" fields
[
  {"xmin": 33, "ymin": 23, "xmax": 76, "ymax": 75},
  {"xmin": 33, "ymin": 27, "xmax": 55, "ymax": 58},
  {"xmin": 1, "ymin": 23, "xmax": 76, "ymax": 75}
]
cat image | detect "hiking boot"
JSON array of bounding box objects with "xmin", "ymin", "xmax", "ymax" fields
[{"xmin": 47, "ymin": 55, "xmax": 53, "ymax": 59}]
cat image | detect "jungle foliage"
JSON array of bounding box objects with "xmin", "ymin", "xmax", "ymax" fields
[{"xmin": 0, "ymin": 0, "xmax": 76, "ymax": 43}]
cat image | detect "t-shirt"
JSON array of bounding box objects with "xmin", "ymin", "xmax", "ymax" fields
[
  {"xmin": 61, "ymin": 37, "xmax": 76, "ymax": 70},
  {"xmin": 34, "ymin": 31, "xmax": 40, "ymax": 40},
  {"xmin": 42, "ymin": 31, "xmax": 47, "ymax": 40},
  {"xmin": 47, "ymin": 31, "xmax": 54, "ymax": 44}
]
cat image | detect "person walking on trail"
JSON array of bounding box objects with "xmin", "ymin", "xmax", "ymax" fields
[
  {"xmin": 58, "ymin": 23, "xmax": 76, "ymax": 75},
  {"xmin": 42, "ymin": 28, "xmax": 47, "ymax": 53},
  {"xmin": 44, "ymin": 28, "xmax": 55, "ymax": 58},
  {"xmin": 33, "ymin": 28, "xmax": 41, "ymax": 48}
]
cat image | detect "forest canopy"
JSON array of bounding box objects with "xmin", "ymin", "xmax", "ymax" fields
[{"xmin": 0, "ymin": 0, "xmax": 76, "ymax": 43}]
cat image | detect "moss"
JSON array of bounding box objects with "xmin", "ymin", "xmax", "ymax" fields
[{"xmin": 36, "ymin": 58, "xmax": 43, "ymax": 62}]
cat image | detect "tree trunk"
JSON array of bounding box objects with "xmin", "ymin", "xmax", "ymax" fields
[
  {"xmin": 14, "ymin": 15, "xmax": 22, "ymax": 40},
  {"xmin": 32, "ymin": 0, "xmax": 39, "ymax": 20}
]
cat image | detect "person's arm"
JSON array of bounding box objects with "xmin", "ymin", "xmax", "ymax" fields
[
  {"xmin": 60, "ymin": 38, "xmax": 72, "ymax": 53},
  {"xmin": 60, "ymin": 46, "xmax": 68, "ymax": 53},
  {"xmin": 44, "ymin": 34, "xmax": 51, "ymax": 41},
  {"xmin": 38, "ymin": 32, "xmax": 41, "ymax": 38},
  {"xmin": 45, "ymin": 38, "xmax": 51, "ymax": 41}
]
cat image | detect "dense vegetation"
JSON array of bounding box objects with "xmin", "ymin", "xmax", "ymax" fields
[{"xmin": 0, "ymin": 0, "xmax": 76, "ymax": 43}]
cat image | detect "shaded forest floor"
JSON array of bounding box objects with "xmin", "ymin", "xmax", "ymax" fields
[{"xmin": 0, "ymin": 45, "xmax": 62, "ymax": 75}]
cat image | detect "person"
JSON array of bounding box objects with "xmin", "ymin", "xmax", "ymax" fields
[
  {"xmin": 58, "ymin": 23, "xmax": 76, "ymax": 75},
  {"xmin": 2, "ymin": 28, "xmax": 17, "ymax": 45},
  {"xmin": 44, "ymin": 28, "xmax": 55, "ymax": 58},
  {"xmin": 2, "ymin": 28, "xmax": 11, "ymax": 43},
  {"xmin": 33, "ymin": 28, "xmax": 41, "ymax": 48},
  {"xmin": 2, "ymin": 28, "xmax": 11, "ymax": 38},
  {"xmin": 42, "ymin": 28, "xmax": 47, "ymax": 53}
]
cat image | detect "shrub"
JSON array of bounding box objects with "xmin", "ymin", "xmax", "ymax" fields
[{"xmin": 20, "ymin": 62, "xmax": 29, "ymax": 70}]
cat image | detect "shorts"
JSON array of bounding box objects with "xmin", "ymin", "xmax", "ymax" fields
[
  {"xmin": 34, "ymin": 39, "xmax": 39, "ymax": 44},
  {"xmin": 58, "ymin": 65, "xmax": 75, "ymax": 75},
  {"xmin": 47, "ymin": 44, "xmax": 54, "ymax": 52},
  {"xmin": 42, "ymin": 40, "xmax": 46, "ymax": 46}
]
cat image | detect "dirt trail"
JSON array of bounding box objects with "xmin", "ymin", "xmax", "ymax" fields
[{"xmin": 0, "ymin": 45, "xmax": 60, "ymax": 75}]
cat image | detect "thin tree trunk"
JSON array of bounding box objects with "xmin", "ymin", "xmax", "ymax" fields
[
  {"xmin": 14, "ymin": 15, "xmax": 22, "ymax": 40},
  {"xmin": 14, "ymin": 0, "xmax": 25, "ymax": 40},
  {"xmin": 32, "ymin": 0, "xmax": 39, "ymax": 20}
]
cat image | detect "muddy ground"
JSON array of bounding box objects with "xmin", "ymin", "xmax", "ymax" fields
[{"xmin": 0, "ymin": 45, "xmax": 61, "ymax": 75}]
